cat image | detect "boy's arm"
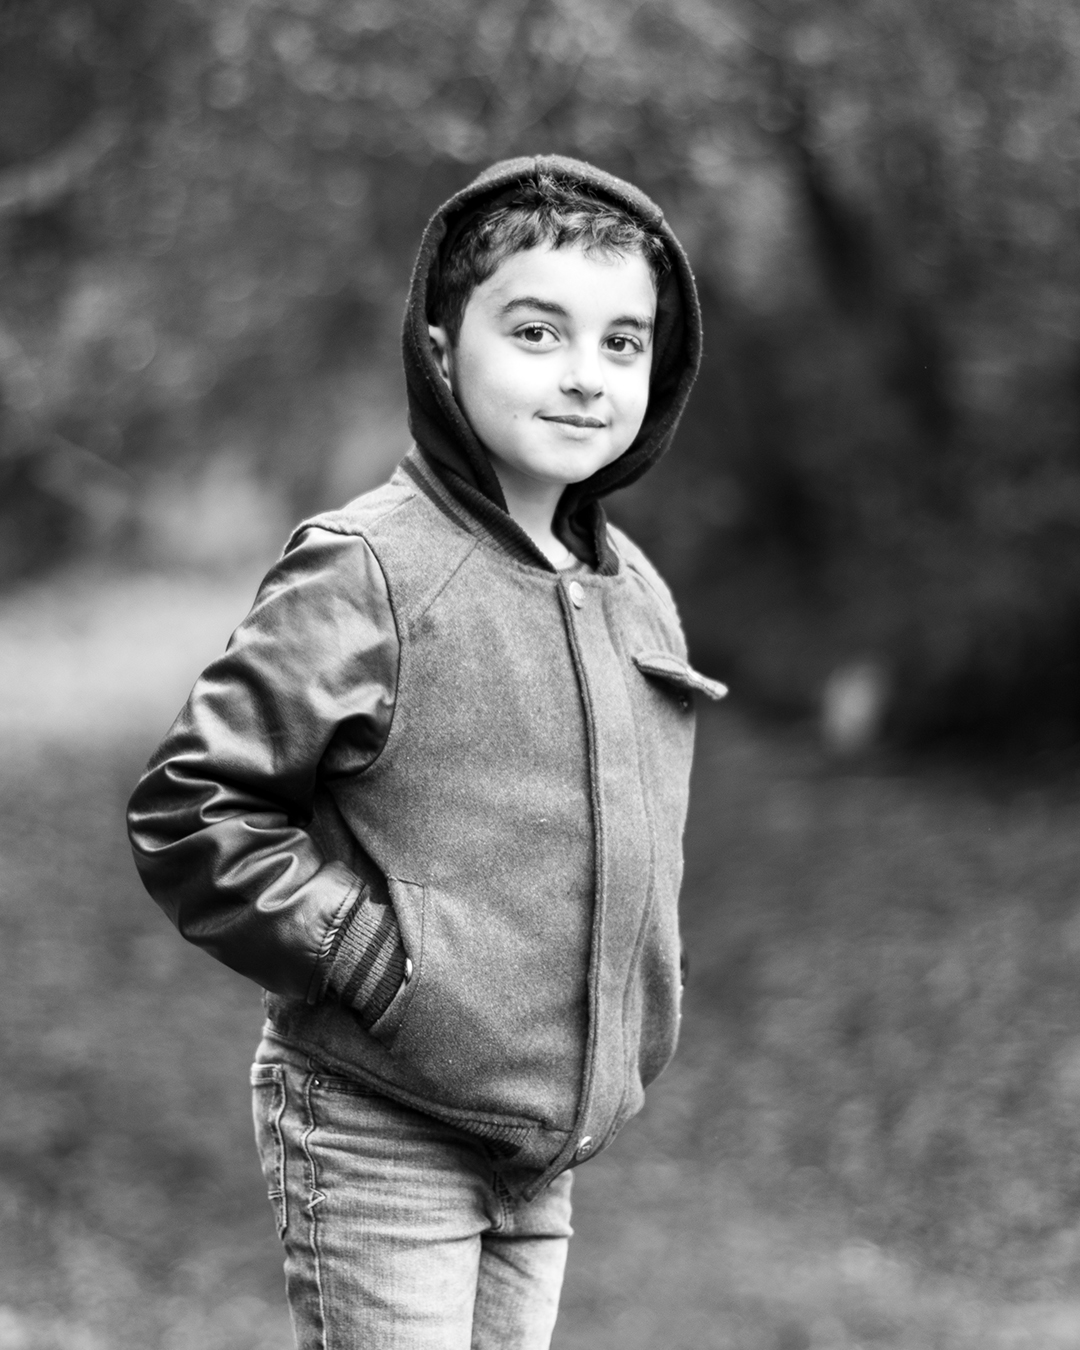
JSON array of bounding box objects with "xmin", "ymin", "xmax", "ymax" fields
[{"xmin": 127, "ymin": 526, "xmax": 404, "ymax": 1024}]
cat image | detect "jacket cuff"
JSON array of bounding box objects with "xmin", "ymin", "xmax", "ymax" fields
[{"xmin": 324, "ymin": 889, "xmax": 406, "ymax": 1028}]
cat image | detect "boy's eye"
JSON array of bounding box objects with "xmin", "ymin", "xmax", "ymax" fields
[
  {"xmin": 516, "ymin": 323, "xmax": 557, "ymax": 346},
  {"xmin": 605, "ymin": 334, "xmax": 643, "ymax": 355}
]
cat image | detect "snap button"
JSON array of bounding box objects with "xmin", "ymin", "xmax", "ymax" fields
[
  {"xmin": 568, "ymin": 580, "xmax": 585, "ymax": 609},
  {"xmin": 575, "ymin": 1134, "xmax": 593, "ymax": 1158},
  {"xmin": 404, "ymin": 957, "xmax": 413, "ymax": 982}
]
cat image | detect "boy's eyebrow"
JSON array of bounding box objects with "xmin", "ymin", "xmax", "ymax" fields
[
  {"xmin": 498, "ymin": 296, "xmax": 569, "ymax": 319},
  {"xmin": 499, "ymin": 296, "xmax": 655, "ymax": 335},
  {"xmin": 611, "ymin": 313, "xmax": 654, "ymax": 335}
]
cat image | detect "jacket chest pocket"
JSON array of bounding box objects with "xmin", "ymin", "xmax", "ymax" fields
[{"xmin": 633, "ymin": 651, "xmax": 728, "ymax": 710}]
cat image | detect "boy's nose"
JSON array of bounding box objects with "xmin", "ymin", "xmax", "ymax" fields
[{"xmin": 559, "ymin": 349, "xmax": 604, "ymax": 400}]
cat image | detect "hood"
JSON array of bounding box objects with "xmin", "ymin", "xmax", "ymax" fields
[{"xmin": 401, "ymin": 154, "xmax": 703, "ymax": 569}]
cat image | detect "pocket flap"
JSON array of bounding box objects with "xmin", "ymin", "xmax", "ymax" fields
[{"xmin": 634, "ymin": 651, "xmax": 728, "ymax": 701}]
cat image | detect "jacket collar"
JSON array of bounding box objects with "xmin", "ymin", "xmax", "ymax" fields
[{"xmin": 401, "ymin": 447, "xmax": 622, "ymax": 576}]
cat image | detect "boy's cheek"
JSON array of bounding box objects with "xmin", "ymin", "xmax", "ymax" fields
[{"xmin": 620, "ymin": 381, "xmax": 652, "ymax": 442}]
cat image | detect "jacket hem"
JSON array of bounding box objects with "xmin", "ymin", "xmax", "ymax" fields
[{"xmin": 260, "ymin": 1015, "xmax": 569, "ymax": 1189}]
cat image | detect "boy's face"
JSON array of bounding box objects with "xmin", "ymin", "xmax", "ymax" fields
[{"xmin": 429, "ymin": 243, "xmax": 656, "ymax": 498}]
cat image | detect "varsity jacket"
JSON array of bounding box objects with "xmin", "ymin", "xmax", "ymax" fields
[{"xmin": 127, "ymin": 155, "xmax": 725, "ymax": 1199}]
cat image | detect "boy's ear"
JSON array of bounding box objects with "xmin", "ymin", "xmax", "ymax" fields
[{"xmin": 427, "ymin": 325, "xmax": 453, "ymax": 389}]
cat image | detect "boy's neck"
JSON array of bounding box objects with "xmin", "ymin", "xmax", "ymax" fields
[{"xmin": 488, "ymin": 459, "xmax": 577, "ymax": 570}]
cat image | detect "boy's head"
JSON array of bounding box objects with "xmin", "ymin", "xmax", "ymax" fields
[
  {"xmin": 429, "ymin": 171, "xmax": 670, "ymax": 347},
  {"xmin": 427, "ymin": 172, "xmax": 672, "ymax": 500}
]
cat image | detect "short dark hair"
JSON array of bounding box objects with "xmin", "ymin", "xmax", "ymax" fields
[{"xmin": 430, "ymin": 170, "xmax": 671, "ymax": 343}]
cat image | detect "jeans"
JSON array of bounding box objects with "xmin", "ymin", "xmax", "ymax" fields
[{"xmin": 251, "ymin": 1030, "xmax": 573, "ymax": 1349}]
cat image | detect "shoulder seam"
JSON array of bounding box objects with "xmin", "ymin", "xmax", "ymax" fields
[
  {"xmin": 295, "ymin": 489, "xmax": 478, "ymax": 630},
  {"xmin": 290, "ymin": 485, "xmax": 417, "ymax": 546},
  {"xmin": 606, "ymin": 524, "xmax": 678, "ymax": 616},
  {"xmin": 409, "ymin": 537, "xmax": 480, "ymax": 628}
]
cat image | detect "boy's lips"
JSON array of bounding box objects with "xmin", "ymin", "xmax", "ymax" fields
[{"xmin": 541, "ymin": 414, "xmax": 607, "ymax": 428}]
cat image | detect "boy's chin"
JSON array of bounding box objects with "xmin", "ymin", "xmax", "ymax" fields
[
  {"xmin": 484, "ymin": 444, "xmax": 628, "ymax": 488},
  {"xmin": 488, "ymin": 460, "xmax": 613, "ymax": 494}
]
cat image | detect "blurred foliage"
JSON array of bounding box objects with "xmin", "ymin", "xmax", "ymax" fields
[{"xmin": 3, "ymin": 0, "xmax": 1080, "ymax": 741}]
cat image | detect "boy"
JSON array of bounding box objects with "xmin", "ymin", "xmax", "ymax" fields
[{"xmin": 127, "ymin": 155, "xmax": 726, "ymax": 1349}]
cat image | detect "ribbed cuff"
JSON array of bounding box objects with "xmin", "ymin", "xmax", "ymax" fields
[{"xmin": 325, "ymin": 891, "xmax": 406, "ymax": 1028}]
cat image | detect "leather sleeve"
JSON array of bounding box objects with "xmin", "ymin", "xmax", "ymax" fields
[{"xmin": 126, "ymin": 526, "xmax": 402, "ymax": 1010}]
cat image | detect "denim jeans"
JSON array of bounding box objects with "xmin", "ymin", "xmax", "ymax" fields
[{"xmin": 251, "ymin": 1030, "xmax": 573, "ymax": 1349}]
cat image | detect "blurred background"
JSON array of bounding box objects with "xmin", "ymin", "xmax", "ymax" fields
[{"xmin": 4, "ymin": 0, "xmax": 1080, "ymax": 1346}]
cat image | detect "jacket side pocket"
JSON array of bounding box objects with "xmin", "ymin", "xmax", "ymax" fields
[
  {"xmin": 250, "ymin": 1062, "xmax": 287, "ymax": 1237},
  {"xmin": 366, "ymin": 876, "xmax": 425, "ymax": 1048}
]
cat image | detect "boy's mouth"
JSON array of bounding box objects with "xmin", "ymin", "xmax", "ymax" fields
[{"xmin": 541, "ymin": 414, "xmax": 606, "ymax": 428}]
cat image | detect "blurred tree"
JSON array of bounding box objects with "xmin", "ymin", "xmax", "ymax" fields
[{"xmin": 2, "ymin": 0, "xmax": 1080, "ymax": 741}]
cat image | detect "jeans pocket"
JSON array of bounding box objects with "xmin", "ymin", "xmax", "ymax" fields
[{"xmin": 250, "ymin": 1062, "xmax": 287, "ymax": 1237}]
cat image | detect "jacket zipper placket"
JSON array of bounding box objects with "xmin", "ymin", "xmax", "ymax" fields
[{"xmin": 521, "ymin": 574, "xmax": 608, "ymax": 1200}]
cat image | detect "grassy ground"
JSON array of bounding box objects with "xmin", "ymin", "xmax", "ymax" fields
[{"xmin": 3, "ymin": 568, "xmax": 1080, "ymax": 1348}]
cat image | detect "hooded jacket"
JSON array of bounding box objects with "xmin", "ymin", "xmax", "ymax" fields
[{"xmin": 127, "ymin": 155, "xmax": 724, "ymax": 1198}]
